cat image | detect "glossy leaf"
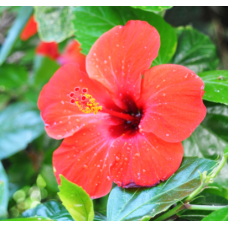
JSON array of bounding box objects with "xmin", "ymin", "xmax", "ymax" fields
[
  {"xmin": 202, "ymin": 206, "xmax": 228, "ymax": 221},
  {"xmin": 183, "ymin": 104, "xmax": 228, "ymax": 188},
  {"xmin": 34, "ymin": 6, "xmax": 75, "ymax": 43},
  {"xmin": 171, "ymin": 26, "xmax": 219, "ymax": 73},
  {"xmin": 0, "ymin": 64, "xmax": 28, "ymax": 90},
  {"xmin": 22, "ymin": 201, "xmax": 73, "ymax": 221},
  {"xmin": 0, "ymin": 162, "xmax": 8, "ymax": 219},
  {"xmin": 0, "ymin": 102, "xmax": 44, "ymax": 160},
  {"xmin": 178, "ymin": 192, "xmax": 228, "ymax": 221},
  {"xmin": 107, "ymin": 157, "xmax": 216, "ymax": 221},
  {"xmin": 131, "ymin": 6, "xmax": 172, "ymax": 12},
  {"xmin": 198, "ymin": 70, "xmax": 228, "ymax": 105},
  {"xmin": 0, "ymin": 6, "xmax": 33, "ymax": 65},
  {"xmin": 58, "ymin": 175, "xmax": 94, "ymax": 221},
  {"xmin": 73, "ymin": 6, "xmax": 177, "ymax": 64}
]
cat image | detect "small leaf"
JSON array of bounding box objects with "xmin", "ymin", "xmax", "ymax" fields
[
  {"xmin": 131, "ymin": 6, "xmax": 172, "ymax": 12},
  {"xmin": 0, "ymin": 162, "xmax": 8, "ymax": 219},
  {"xmin": 198, "ymin": 70, "xmax": 228, "ymax": 106},
  {"xmin": 34, "ymin": 6, "xmax": 75, "ymax": 43},
  {"xmin": 58, "ymin": 175, "xmax": 94, "ymax": 221},
  {"xmin": 73, "ymin": 6, "xmax": 177, "ymax": 65},
  {"xmin": 0, "ymin": 102, "xmax": 44, "ymax": 160},
  {"xmin": 202, "ymin": 206, "xmax": 228, "ymax": 221},
  {"xmin": 4, "ymin": 217, "xmax": 53, "ymax": 221},
  {"xmin": 107, "ymin": 157, "xmax": 216, "ymax": 221},
  {"xmin": 22, "ymin": 201, "xmax": 73, "ymax": 221},
  {"xmin": 0, "ymin": 6, "xmax": 33, "ymax": 65},
  {"xmin": 183, "ymin": 104, "xmax": 228, "ymax": 189},
  {"xmin": 32, "ymin": 56, "xmax": 59, "ymax": 86},
  {"xmin": 171, "ymin": 26, "xmax": 219, "ymax": 73}
]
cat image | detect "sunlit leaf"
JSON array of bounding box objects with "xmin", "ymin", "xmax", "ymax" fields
[
  {"xmin": 107, "ymin": 157, "xmax": 216, "ymax": 221},
  {"xmin": 58, "ymin": 175, "xmax": 94, "ymax": 221},
  {"xmin": 34, "ymin": 6, "xmax": 75, "ymax": 43}
]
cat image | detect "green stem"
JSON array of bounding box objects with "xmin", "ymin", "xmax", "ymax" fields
[
  {"xmin": 186, "ymin": 204, "xmax": 227, "ymax": 211},
  {"xmin": 154, "ymin": 204, "xmax": 184, "ymax": 221},
  {"xmin": 211, "ymin": 153, "xmax": 228, "ymax": 179}
]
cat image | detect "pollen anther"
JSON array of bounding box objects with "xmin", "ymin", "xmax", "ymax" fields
[{"xmin": 69, "ymin": 87, "xmax": 102, "ymax": 114}]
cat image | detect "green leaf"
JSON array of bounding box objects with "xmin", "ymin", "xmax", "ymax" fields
[
  {"xmin": 178, "ymin": 192, "xmax": 228, "ymax": 221},
  {"xmin": 0, "ymin": 102, "xmax": 44, "ymax": 160},
  {"xmin": 0, "ymin": 6, "xmax": 33, "ymax": 65},
  {"xmin": 107, "ymin": 157, "xmax": 216, "ymax": 221},
  {"xmin": 0, "ymin": 64, "xmax": 28, "ymax": 90},
  {"xmin": 198, "ymin": 70, "xmax": 228, "ymax": 106},
  {"xmin": 58, "ymin": 175, "xmax": 94, "ymax": 221},
  {"xmin": 171, "ymin": 26, "xmax": 219, "ymax": 73},
  {"xmin": 4, "ymin": 217, "xmax": 53, "ymax": 221},
  {"xmin": 224, "ymin": 145, "xmax": 228, "ymax": 156},
  {"xmin": 22, "ymin": 201, "xmax": 73, "ymax": 221},
  {"xmin": 131, "ymin": 6, "xmax": 172, "ymax": 12},
  {"xmin": 32, "ymin": 56, "xmax": 59, "ymax": 86},
  {"xmin": 202, "ymin": 206, "xmax": 228, "ymax": 221},
  {"xmin": 183, "ymin": 104, "xmax": 228, "ymax": 188},
  {"xmin": 34, "ymin": 6, "xmax": 75, "ymax": 43},
  {"xmin": 73, "ymin": 6, "xmax": 177, "ymax": 65},
  {"xmin": 0, "ymin": 162, "xmax": 8, "ymax": 219}
]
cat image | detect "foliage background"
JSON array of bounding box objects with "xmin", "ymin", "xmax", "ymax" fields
[{"xmin": 0, "ymin": 6, "xmax": 228, "ymax": 221}]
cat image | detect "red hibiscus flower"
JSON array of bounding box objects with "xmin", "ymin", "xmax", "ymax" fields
[
  {"xmin": 20, "ymin": 15, "xmax": 38, "ymax": 41},
  {"xmin": 36, "ymin": 41, "xmax": 60, "ymax": 60},
  {"xmin": 38, "ymin": 20, "xmax": 206, "ymax": 199}
]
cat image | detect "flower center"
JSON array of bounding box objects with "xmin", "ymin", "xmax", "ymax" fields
[
  {"xmin": 69, "ymin": 88, "xmax": 142, "ymax": 130},
  {"xmin": 69, "ymin": 87, "xmax": 102, "ymax": 114}
]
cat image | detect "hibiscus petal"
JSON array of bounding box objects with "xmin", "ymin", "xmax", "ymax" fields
[
  {"xmin": 57, "ymin": 40, "xmax": 86, "ymax": 72},
  {"xmin": 20, "ymin": 15, "xmax": 37, "ymax": 41},
  {"xmin": 36, "ymin": 41, "xmax": 60, "ymax": 60},
  {"xmin": 138, "ymin": 64, "xmax": 206, "ymax": 142},
  {"xmin": 38, "ymin": 63, "xmax": 121, "ymax": 139},
  {"xmin": 53, "ymin": 120, "xmax": 122, "ymax": 198},
  {"xmin": 110, "ymin": 132, "xmax": 183, "ymax": 187},
  {"xmin": 86, "ymin": 20, "xmax": 160, "ymax": 110}
]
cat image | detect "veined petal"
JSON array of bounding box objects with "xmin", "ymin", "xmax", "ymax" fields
[
  {"xmin": 38, "ymin": 63, "xmax": 121, "ymax": 139},
  {"xmin": 138, "ymin": 64, "xmax": 206, "ymax": 142},
  {"xmin": 57, "ymin": 40, "xmax": 86, "ymax": 72},
  {"xmin": 36, "ymin": 41, "xmax": 60, "ymax": 60},
  {"xmin": 53, "ymin": 120, "xmax": 122, "ymax": 199},
  {"xmin": 110, "ymin": 132, "xmax": 183, "ymax": 187},
  {"xmin": 86, "ymin": 20, "xmax": 160, "ymax": 110},
  {"xmin": 20, "ymin": 15, "xmax": 37, "ymax": 41}
]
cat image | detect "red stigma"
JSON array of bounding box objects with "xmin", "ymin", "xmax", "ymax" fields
[
  {"xmin": 82, "ymin": 88, "xmax": 88, "ymax": 93},
  {"xmin": 81, "ymin": 95, "xmax": 86, "ymax": 101},
  {"xmin": 70, "ymin": 92, "xmax": 75, "ymax": 97},
  {"xmin": 70, "ymin": 98, "xmax": 75, "ymax": 103},
  {"xmin": 74, "ymin": 87, "xmax": 80, "ymax": 92}
]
